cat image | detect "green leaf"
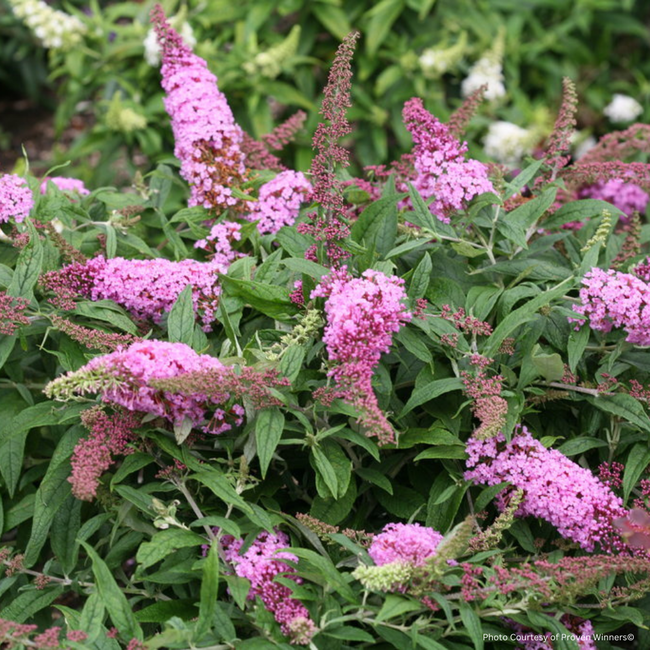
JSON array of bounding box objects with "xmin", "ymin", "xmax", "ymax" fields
[
  {"xmin": 311, "ymin": 446, "xmax": 339, "ymax": 498},
  {"xmin": 365, "ymin": 0, "xmax": 404, "ymax": 56},
  {"xmin": 136, "ymin": 529, "xmax": 206, "ymax": 570},
  {"xmin": 0, "ymin": 335, "xmax": 17, "ymax": 370},
  {"xmin": 399, "ymin": 377, "xmax": 464, "ymax": 417},
  {"xmin": 414, "ymin": 446, "xmax": 467, "ymax": 461},
  {"xmin": 474, "ymin": 482, "xmax": 510, "ymax": 512},
  {"xmin": 80, "ymin": 541, "xmax": 143, "ymax": 641},
  {"xmin": 589, "ymin": 394, "xmax": 650, "ymax": 435},
  {"xmin": 111, "ymin": 453, "xmax": 155, "ymax": 488},
  {"xmin": 0, "ymin": 587, "xmax": 64, "ymax": 623},
  {"xmin": 311, "ymin": 478, "xmax": 357, "ymax": 525},
  {"xmin": 79, "ymin": 591, "xmax": 106, "ymax": 643},
  {"xmin": 567, "ymin": 324, "xmax": 590, "ymax": 372},
  {"xmin": 281, "ymin": 258, "xmax": 329, "ymax": 279},
  {"xmin": 290, "ymin": 548, "xmax": 357, "ymax": 603},
  {"xmin": 75, "ymin": 300, "xmax": 138, "ymax": 334},
  {"xmin": 376, "ymin": 594, "xmax": 421, "ymax": 622},
  {"xmin": 466, "ymin": 286, "xmax": 502, "ymax": 321},
  {"xmin": 543, "ymin": 199, "xmax": 624, "ymax": 230},
  {"xmin": 312, "ymin": 4, "xmax": 352, "ymax": 39},
  {"xmin": 459, "ymin": 603, "xmax": 483, "ymax": 650},
  {"xmin": 406, "ymin": 183, "xmax": 457, "ymax": 238},
  {"xmin": 280, "ymin": 345, "xmax": 305, "ymax": 383},
  {"xmin": 351, "ymin": 195, "xmax": 400, "ymax": 257},
  {"xmin": 195, "ymin": 540, "xmax": 220, "ymax": 640},
  {"xmin": 531, "ymin": 345, "xmax": 565, "ymax": 381},
  {"xmin": 191, "ymin": 470, "xmax": 253, "ymax": 514},
  {"xmin": 255, "ymin": 408, "xmax": 285, "ymax": 479},
  {"xmin": 24, "ymin": 428, "xmax": 80, "ymax": 566},
  {"xmin": 396, "ymin": 327, "xmax": 432, "ymax": 363},
  {"xmin": 485, "ymin": 276, "xmax": 574, "ymax": 357},
  {"xmin": 499, "ymin": 187, "xmax": 557, "ymax": 249},
  {"xmin": 504, "ymin": 159, "xmax": 544, "ymax": 198},
  {"xmin": 8, "ymin": 225, "xmax": 43, "ymax": 301},
  {"xmin": 136, "ymin": 599, "xmax": 197, "ymax": 623},
  {"xmin": 408, "ymin": 253, "xmax": 432, "ymax": 300},
  {"xmin": 220, "ymin": 275, "xmax": 298, "ymax": 321},
  {"xmin": 168, "ymin": 285, "xmax": 195, "ymax": 345},
  {"xmin": 557, "ymin": 437, "xmax": 608, "ymax": 456},
  {"xmin": 357, "ymin": 467, "xmax": 393, "ymax": 494},
  {"xmin": 623, "ymin": 444, "xmax": 650, "ymax": 503}
]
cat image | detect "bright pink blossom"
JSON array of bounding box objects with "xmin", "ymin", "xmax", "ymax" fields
[
  {"xmin": 40, "ymin": 176, "xmax": 90, "ymax": 195},
  {"xmin": 58, "ymin": 340, "xmax": 241, "ymax": 434},
  {"xmin": 465, "ymin": 427, "xmax": 626, "ymax": 551},
  {"xmin": 403, "ymin": 98, "xmax": 493, "ymax": 223},
  {"xmin": 311, "ymin": 267, "xmax": 411, "ymax": 444},
  {"xmin": 0, "ymin": 174, "xmax": 33, "ymax": 224},
  {"xmin": 245, "ymin": 170, "xmax": 311, "ymax": 235},
  {"xmin": 368, "ymin": 523, "xmax": 443, "ymax": 567},
  {"xmin": 222, "ymin": 529, "xmax": 316, "ymax": 645},
  {"xmin": 579, "ymin": 178, "xmax": 648, "ymax": 220},
  {"xmin": 151, "ymin": 5, "xmax": 246, "ymax": 210},
  {"xmin": 49, "ymin": 248, "xmax": 239, "ymax": 331},
  {"xmin": 570, "ymin": 267, "xmax": 650, "ymax": 345}
]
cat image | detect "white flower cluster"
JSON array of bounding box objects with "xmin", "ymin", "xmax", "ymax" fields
[
  {"xmin": 603, "ymin": 94, "xmax": 643, "ymax": 123},
  {"xmin": 462, "ymin": 56, "xmax": 506, "ymax": 101},
  {"xmin": 10, "ymin": 0, "xmax": 87, "ymax": 50},
  {"xmin": 484, "ymin": 121, "xmax": 536, "ymax": 166},
  {"xmin": 144, "ymin": 21, "xmax": 196, "ymax": 67}
]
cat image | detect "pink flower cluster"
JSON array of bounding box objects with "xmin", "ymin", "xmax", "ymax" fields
[
  {"xmin": 152, "ymin": 6, "xmax": 246, "ymax": 210},
  {"xmin": 0, "ymin": 291, "xmax": 30, "ymax": 336},
  {"xmin": 570, "ymin": 267, "xmax": 650, "ymax": 345},
  {"xmin": 69, "ymin": 407, "xmax": 140, "ymax": 501},
  {"xmin": 246, "ymin": 170, "xmax": 312, "ymax": 235},
  {"xmin": 222, "ymin": 529, "xmax": 316, "ymax": 645},
  {"xmin": 40, "ymin": 176, "xmax": 90, "ymax": 196},
  {"xmin": 71, "ymin": 340, "xmax": 242, "ymax": 433},
  {"xmin": 311, "ymin": 267, "xmax": 411, "ymax": 444},
  {"xmin": 52, "ymin": 249, "xmax": 239, "ymax": 330},
  {"xmin": 368, "ymin": 523, "xmax": 443, "ymax": 567},
  {"xmin": 402, "ymin": 98, "xmax": 493, "ymax": 223},
  {"xmin": 0, "ymin": 173, "xmax": 33, "ymax": 224},
  {"xmin": 194, "ymin": 219, "xmax": 242, "ymax": 254},
  {"xmin": 579, "ymin": 178, "xmax": 648, "ymax": 220},
  {"xmin": 465, "ymin": 427, "xmax": 626, "ymax": 551}
]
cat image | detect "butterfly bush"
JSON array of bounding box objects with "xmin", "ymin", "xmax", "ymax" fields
[
  {"xmin": 44, "ymin": 241, "xmax": 240, "ymax": 330},
  {"xmin": 152, "ymin": 6, "xmax": 247, "ymax": 210},
  {"xmin": 222, "ymin": 530, "xmax": 316, "ymax": 645},
  {"xmin": 0, "ymin": 174, "xmax": 33, "ymax": 224},
  {"xmin": 152, "ymin": 7, "xmax": 310, "ymax": 233},
  {"xmin": 312, "ymin": 267, "xmax": 411, "ymax": 444},
  {"xmin": 570, "ymin": 267, "xmax": 650, "ymax": 345},
  {"xmin": 45, "ymin": 340, "xmax": 243, "ymax": 434},
  {"xmin": 403, "ymin": 98, "xmax": 493, "ymax": 223},
  {"xmin": 465, "ymin": 428, "xmax": 626, "ymax": 551}
]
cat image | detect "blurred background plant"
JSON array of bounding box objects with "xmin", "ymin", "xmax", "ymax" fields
[{"xmin": 1, "ymin": 0, "xmax": 650, "ymax": 185}]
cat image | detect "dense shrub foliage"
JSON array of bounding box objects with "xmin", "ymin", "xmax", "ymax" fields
[{"xmin": 3, "ymin": 4, "xmax": 650, "ymax": 650}]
